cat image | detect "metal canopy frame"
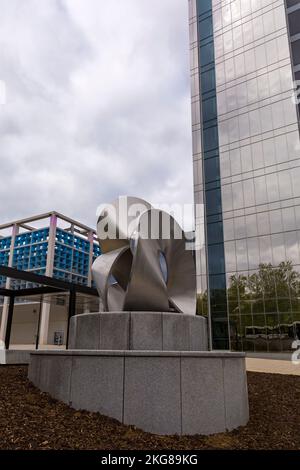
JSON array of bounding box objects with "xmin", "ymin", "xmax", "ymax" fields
[
  {"xmin": 0, "ymin": 265, "xmax": 99, "ymax": 349},
  {"xmin": 0, "ymin": 210, "xmax": 96, "ymax": 235}
]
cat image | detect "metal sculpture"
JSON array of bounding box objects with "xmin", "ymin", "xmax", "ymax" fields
[{"xmin": 92, "ymin": 197, "xmax": 196, "ymax": 315}]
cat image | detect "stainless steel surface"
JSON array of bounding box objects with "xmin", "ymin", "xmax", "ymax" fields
[{"xmin": 92, "ymin": 198, "xmax": 196, "ymax": 315}]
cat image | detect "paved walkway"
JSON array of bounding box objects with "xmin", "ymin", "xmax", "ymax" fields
[{"xmin": 246, "ymin": 357, "xmax": 300, "ymax": 376}]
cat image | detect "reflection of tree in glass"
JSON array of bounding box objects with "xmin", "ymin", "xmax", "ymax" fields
[
  {"xmin": 196, "ymin": 262, "xmax": 300, "ymax": 350},
  {"xmin": 197, "ymin": 261, "xmax": 300, "ymax": 317},
  {"xmin": 196, "ymin": 291, "xmax": 208, "ymax": 316},
  {"xmin": 228, "ymin": 261, "xmax": 300, "ymax": 315}
]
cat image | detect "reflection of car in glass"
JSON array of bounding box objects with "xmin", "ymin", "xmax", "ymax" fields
[
  {"xmin": 245, "ymin": 322, "xmax": 300, "ymax": 340},
  {"xmin": 279, "ymin": 322, "xmax": 300, "ymax": 340},
  {"xmin": 245, "ymin": 326, "xmax": 267, "ymax": 339}
]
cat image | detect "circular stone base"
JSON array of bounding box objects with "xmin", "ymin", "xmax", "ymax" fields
[
  {"xmin": 68, "ymin": 312, "xmax": 208, "ymax": 352},
  {"xmin": 28, "ymin": 350, "xmax": 249, "ymax": 435}
]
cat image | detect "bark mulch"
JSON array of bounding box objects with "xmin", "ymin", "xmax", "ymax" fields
[{"xmin": 0, "ymin": 366, "xmax": 299, "ymax": 450}]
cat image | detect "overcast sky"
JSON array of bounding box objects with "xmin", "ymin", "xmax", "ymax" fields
[{"xmin": 0, "ymin": 0, "xmax": 193, "ymax": 230}]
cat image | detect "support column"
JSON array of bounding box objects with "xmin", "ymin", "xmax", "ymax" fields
[
  {"xmin": 5, "ymin": 295, "xmax": 15, "ymax": 350},
  {"xmin": 66, "ymin": 289, "xmax": 76, "ymax": 349},
  {"xmin": 82, "ymin": 231, "xmax": 95, "ymax": 314},
  {"xmin": 0, "ymin": 224, "xmax": 19, "ymax": 347},
  {"xmin": 87, "ymin": 231, "xmax": 94, "ymax": 288},
  {"xmin": 87, "ymin": 232, "xmax": 102, "ymax": 311},
  {"xmin": 39, "ymin": 214, "xmax": 57, "ymax": 346}
]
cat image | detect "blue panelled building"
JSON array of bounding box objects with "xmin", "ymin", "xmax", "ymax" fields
[{"xmin": 0, "ymin": 212, "xmax": 100, "ymax": 348}]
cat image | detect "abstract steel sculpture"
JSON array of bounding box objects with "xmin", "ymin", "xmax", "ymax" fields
[
  {"xmin": 92, "ymin": 197, "xmax": 196, "ymax": 315},
  {"xmin": 29, "ymin": 197, "xmax": 249, "ymax": 436}
]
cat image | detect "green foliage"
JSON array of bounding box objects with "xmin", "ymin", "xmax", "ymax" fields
[
  {"xmin": 197, "ymin": 261, "xmax": 300, "ymax": 317},
  {"xmin": 228, "ymin": 261, "xmax": 300, "ymax": 315},
  {"xmin": 196, "ymin": 292, "xmax": 208, "ymax": 316}
]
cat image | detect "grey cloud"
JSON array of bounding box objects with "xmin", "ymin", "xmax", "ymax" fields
[{"xmin": 0, "ymin": 0, "xmax": 193, "ymax": 230}]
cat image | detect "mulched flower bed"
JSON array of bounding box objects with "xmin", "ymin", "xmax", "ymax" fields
[{"xmin": 0, "ymin": 366, "xmax": 299, "ymax": 450}]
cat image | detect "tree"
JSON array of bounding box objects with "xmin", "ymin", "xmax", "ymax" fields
[{"xmin": 228, "ymin": 261, "xmax": 300, "ymax": 316}]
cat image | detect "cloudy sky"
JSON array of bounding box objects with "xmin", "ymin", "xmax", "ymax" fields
[{"xmin": 0, "ymin": 0, "xmax": 193, "ymax": 230}]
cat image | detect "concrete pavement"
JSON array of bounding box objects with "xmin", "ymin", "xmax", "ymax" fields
[{"xmin": 246, "ymin": 357, "xmax": 300, "ymax": 376}]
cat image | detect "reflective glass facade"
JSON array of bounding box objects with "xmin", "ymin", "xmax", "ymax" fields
[{"xmin": 189, "ymin": 0, "xmax": 300, "ymax": 352}]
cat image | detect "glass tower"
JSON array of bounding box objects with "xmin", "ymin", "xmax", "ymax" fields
[{"xmin": 189, "ymin": 0, "xmax": 300, "ymax": 352}]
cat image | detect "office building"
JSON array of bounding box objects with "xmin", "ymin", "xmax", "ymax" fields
[
  {"xmin": 189, "ymin": 0, "xmax": 300, "ymax": 351},
  {"xmin": 0, "ymin": 212, "xmax": 100, "ymax": 349}
]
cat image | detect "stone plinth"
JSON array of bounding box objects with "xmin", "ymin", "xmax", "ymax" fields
[
  {"xmin": 28, "ymin": 312, "xmax": 249, "ymax": 435},
  {"xmin": 68, "ymin": 312, "xmax": 208, "ymax": 352},
  {"xmin": 28, "ymin": 350, "xmax": 249, "ymax": 436}
]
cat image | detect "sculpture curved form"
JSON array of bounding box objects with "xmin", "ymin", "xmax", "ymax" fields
[{"xmin": 92, "ymin": 197, "xmax": 196, "ymax": 315}]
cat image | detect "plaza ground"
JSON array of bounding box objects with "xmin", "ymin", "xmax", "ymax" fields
[
  {"xmin": 0, "ymin": 365, "xmax": 299, "ymax": 450},
  {"xmin": 246, "ymin": 357, "xmax": 300, "ymax": 376}
]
